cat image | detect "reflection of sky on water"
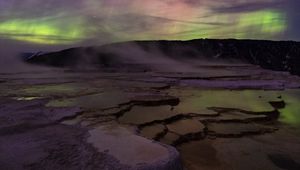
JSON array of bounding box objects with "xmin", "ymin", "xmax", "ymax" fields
[
  {"xmin": 170, "ymin": 89, "xmax": 300, "ymax": 127},
  {"xmin": 279, "ymin": 90, "xmax": 300, "ymax": 127},
  {"xmin": 10, "ymin": 82, "xmax": 300, "ymax": 127}
]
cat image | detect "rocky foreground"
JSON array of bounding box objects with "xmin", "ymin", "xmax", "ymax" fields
[
  {"xmin": 1, "ymin": 62, "xmax": 300, "ymax": 170},
  {"xmin": 1, "ymin": 39, "xmax": 300, "ymax": 169}
]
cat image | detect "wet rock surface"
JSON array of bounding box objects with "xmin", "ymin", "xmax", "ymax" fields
[
  {"xmin": 0, "ymin": 100, "xmax": 130, "ymax": 170},
  {"xmin": 206, "ymin": 123, "xmax": 276, "ymax": 137},
  {"xmin": 88, "ymin": 125, "xmax": 182, "ymax": 170},
  {"xmin": 140, "ymin": 124, "xmax": 166, "ymax": 140},
  {"xmin": 1, "ymin": 61, "xmax": 300, "ymax": 169},
  {"xmin": 166, "ymin": 119, "xmax": 205, "ymax": 136}
]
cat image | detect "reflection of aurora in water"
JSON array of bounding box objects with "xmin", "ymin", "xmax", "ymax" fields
[
  {"xmin": 0, "ymin": 0, "xmax": 290, "ymax": 45},
  {"xmin": 279, "ymin": 90, "xmax": 300, "ymax": 127},
  {"xmin": 170, "ymin": 89, "xmax": 300, "ymax": 127},
  {"xmin": 7, "ymin": 80, "xmax": 300, "ymax": 126}
]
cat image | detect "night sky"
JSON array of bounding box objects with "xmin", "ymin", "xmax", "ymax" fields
[{"xmin": 0, "ymin": 0, "xmax": 300, "ymax": 48}]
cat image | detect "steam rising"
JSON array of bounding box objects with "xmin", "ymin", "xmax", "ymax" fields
[{"xmin": 0, "ymin": 0, "xmax": 299, "ymax": 72}]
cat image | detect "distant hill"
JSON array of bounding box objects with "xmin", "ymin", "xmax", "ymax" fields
[{"xmin": 26, "ymin": 39, "xmax": 300, "ymax": 75}]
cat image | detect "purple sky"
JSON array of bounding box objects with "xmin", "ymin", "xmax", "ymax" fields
[{"xmin": 0, "ymin": 0, "xmax": 299, "ymax": 54}]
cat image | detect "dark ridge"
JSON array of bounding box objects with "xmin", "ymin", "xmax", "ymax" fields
[{"xmin": 26, "ymin": 39, "xmax": 300, "ymax": 75}]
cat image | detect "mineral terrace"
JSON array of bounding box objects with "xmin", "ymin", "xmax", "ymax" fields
[{"xmin": 1, "ymin": 60, "xmax": 300, "ymax": 170}]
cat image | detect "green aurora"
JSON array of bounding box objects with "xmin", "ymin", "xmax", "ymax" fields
[
  {"xmin": 0, "ymin": 0, "xmax": 294, "ymax": 45},
  {"xmin": 0, "ymin": 18, "xmax": 86, "ymax": 44}
]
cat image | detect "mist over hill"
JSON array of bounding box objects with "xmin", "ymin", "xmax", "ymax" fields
[{"xmin": 26, "ymin": 39, "xmax": 300, "ymax": 75}]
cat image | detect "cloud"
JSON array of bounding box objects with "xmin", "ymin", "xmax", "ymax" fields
[
  {"xmin": 285, "ymin": 0, "xmax": 300, "ymax": 40},
  {"xmin": 212, "ymin": 0, "xmax": 283, "ymax": 13},
  {"xmin": 0, "ymin": 0, "xmax": 298, "ymax": 47}
]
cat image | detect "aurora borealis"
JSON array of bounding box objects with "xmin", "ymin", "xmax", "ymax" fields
[
  {"xmin": 0, "ymin": 0, "xmax": 299, "ymax": 45},
  {"xmin": 0, "ymin": 18, "xmax": 85, "ymax": 44}
]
